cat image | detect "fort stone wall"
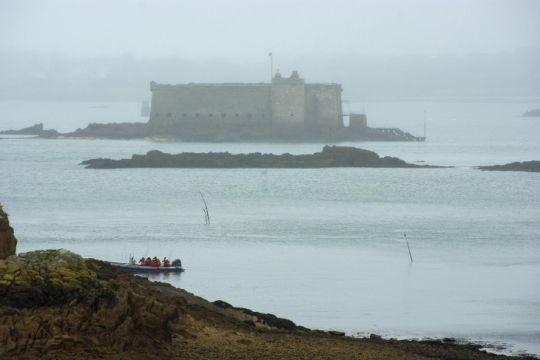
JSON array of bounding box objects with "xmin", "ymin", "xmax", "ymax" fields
[
  {"xmin": 149, "ymin": 82, "xmax": 271, "ymax": 127},
  {"xmin": 305, "ymin": 84, "xmax": 343, "ymax": 128},
  {"xmin": 149, "ymin": 72, "xmax": 343, "ymax": 130}
]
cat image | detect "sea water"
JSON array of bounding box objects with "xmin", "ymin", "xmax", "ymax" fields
[{"xmin": 1, "ymin": 99, "xmax": 540, "ymax": 355}]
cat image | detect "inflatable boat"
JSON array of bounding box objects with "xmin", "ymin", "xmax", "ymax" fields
[{"xmin": 109, "ymin": 261, "xmax": 184, "ymax": 273}]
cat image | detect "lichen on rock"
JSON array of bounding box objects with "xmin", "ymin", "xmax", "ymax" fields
[
  {"xmin": 0, "ymin": 249, "xmax": 110, "ymax": 308},
  {"xmin": 0, "ymin": 250, "xmax": 179, "ymax": 357}
]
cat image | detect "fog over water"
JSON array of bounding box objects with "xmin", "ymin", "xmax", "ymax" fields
[
  {"xmin": 1, "ymin": 0, "xmax": 539, "ymax": 100},
  {"xmin": 2, "ymin": 99, "xmax": 540, "ymax": 356},
  {"xmin": 1, "ymin": 0, "xmax": 540, "ymax": 357}
]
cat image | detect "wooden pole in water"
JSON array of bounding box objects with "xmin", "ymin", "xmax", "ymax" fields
[
  {"xmin": 404, "ymin": 233, "xmax": 413, "ymax": 263},
  {"xmin": 423, "ymin": 110, "xmax": 427, "ymax": 141},
  {"xmin": 269, "ymin": 52, "xmax": 274, "ymax": 82}
]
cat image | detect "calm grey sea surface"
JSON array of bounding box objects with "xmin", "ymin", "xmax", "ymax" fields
[{"xmin": 1, "ymin": 99, "xmax": 540, "ymax": 355}]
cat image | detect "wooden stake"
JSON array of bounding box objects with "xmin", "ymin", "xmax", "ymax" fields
[{"xmin": 404, "ymin": 233, "xmax": 413, "ymax": 263}]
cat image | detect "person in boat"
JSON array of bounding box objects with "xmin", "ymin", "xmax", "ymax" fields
[
  {"xmin": 163, "ymin": 257, "xmax": 170, "ymax": 267},
  {"xmin": 151, "ymin": 256, "xmax": 161, "ymax": 267},
  {"xmin": 139, "ymin": 257, "xmax": 146, "ymax": 266},
  {"xmin": 144, "ymin": 257, "xmax": 152, "ymax": 266}
]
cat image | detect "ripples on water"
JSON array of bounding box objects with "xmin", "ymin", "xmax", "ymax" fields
[{"xmin": 1, "ymin": 99, "xmax": 540, "ymax": 355}]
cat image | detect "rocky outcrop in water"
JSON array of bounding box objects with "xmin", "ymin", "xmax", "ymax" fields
[
  {"xmin": 61, "ymin": 121, "xmax": 425, "ymax": 142},
  {"xmin": 522, "ymin": 109, "xmax": 540, "ymax": 117},
  {"xmin": 0, "ymin": 123, "xmax": 59, "ymax": 138},
  {"xmin": 81, "ymin": 145, "xmax": 443, "ymax": 169},
  {"xmin": 4, "ymin": 118, "xmax": 425, "ymax": 142},
  {"xmin": 0, "ymin": 204, "xmax": 17, "ymax": 259},
  {"xmin": 66, "ymin": 122, "xmax": 150, "ymax": 139},
  {"xmin": 477, "ymin": 161, "xmax": 540, "ymax": 172}
]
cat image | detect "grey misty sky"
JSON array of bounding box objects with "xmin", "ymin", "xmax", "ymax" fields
[{"xmin": 0, "ymin": 0, "xmax": 539, "ymax": 59}]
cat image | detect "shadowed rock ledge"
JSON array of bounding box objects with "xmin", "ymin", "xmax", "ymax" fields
[{"xmin": 81, "ymin": 145, "xmax": 444, "ymax": 169}]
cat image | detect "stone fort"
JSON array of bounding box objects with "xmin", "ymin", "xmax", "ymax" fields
[{"xmin": 149, "ymin": 71, "xmax": 344, "ymax": 130}]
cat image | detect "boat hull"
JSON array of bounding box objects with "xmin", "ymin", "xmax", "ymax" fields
[{"xmin": 109, "ymin": 262, "xmax": 184, "ymax": 273}]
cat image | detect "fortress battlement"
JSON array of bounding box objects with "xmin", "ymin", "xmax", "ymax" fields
[{"xmin": 151, "ymin": 82, "xmax": 269, "ymax": 89}]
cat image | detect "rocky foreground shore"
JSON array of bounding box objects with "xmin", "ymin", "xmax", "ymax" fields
[
  {"xmin": 1, "ymin": 249, "xmax": 533, "ymax": 360},
  {"xmin": 0, "ymin": 206, "xmax": 534, "ymax": 359},
  {"xmin": 81, "ymin": 145, "xmax": 442, "ymax": 169}
]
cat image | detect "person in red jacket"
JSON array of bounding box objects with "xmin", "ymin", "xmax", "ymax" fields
[
  {"xmin": 144, "ymin": 257, "xmax": 152, "ymax": 266},
  {"xmin": 139, "ymin": 257, "xmax": 146, "ymax": 266},
  {"xmin": 163, "ymin": 257, "xmax": 170, "ymax": 267},
  {"xmin": 151, "ymin": 256, "xmax": 161, "ymax": 267}
]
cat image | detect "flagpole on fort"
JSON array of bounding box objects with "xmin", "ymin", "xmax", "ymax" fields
[{"xmin": 269, "ymin": 52, "xmax": 273, "ymax": 82}]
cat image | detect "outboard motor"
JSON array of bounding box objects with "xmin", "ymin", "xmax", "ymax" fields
[{"xmin": 171, "ymin": 258, "xmax": 182, "ymax": 267}]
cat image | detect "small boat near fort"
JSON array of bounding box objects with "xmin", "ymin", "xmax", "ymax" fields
[{"xmin": 109, "ymin": 261, "xmax": 185, "ymax": 273}]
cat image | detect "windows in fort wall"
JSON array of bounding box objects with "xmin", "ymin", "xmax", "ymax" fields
[{"xmin": 153, "ymin": 112, "xmax": 271, "ymax": 121}]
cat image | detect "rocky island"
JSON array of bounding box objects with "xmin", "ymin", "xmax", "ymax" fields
[
  {"xmin": 81, "ymin": 145, "xmax": 442, "ymax": 169},
  {"xmin": 1, "ymin": 119, "xmax": 423, "ymax": 142},
  {"xmin": 0, "ymin": 123, "xmax": 59, "ymax": 138},
  {"xmin": 0, "ymin": 204, "xmax": 529, "ymax": 359},
  {"xmin": 522, "ymin": 109, "xmax": 540, "ymax": 117},
  {"xmin": 477, "ymin": 161, "xmax": 540, "ymax": 172}
]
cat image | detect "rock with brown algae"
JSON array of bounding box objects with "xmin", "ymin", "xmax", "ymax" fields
[{"xmin": 0, "ymin": 204, "xmax": 17, "ymax": 259}]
